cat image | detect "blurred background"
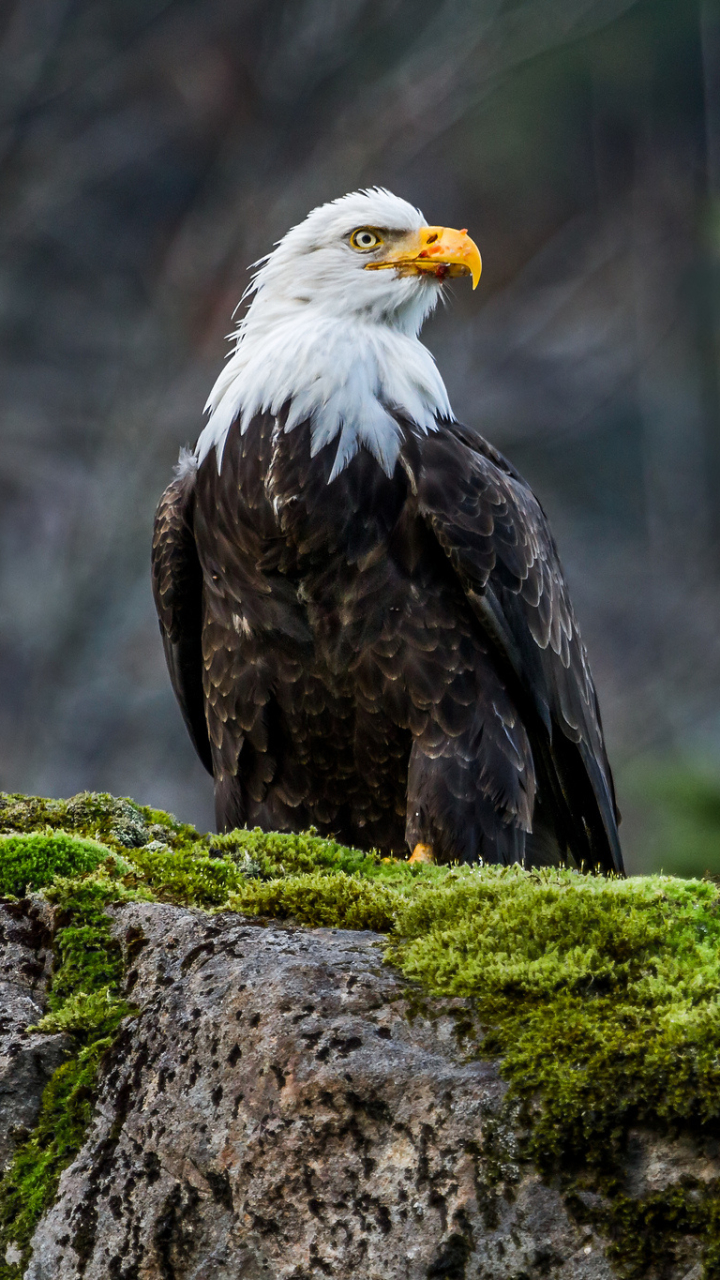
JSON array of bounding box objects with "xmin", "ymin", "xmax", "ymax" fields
[{"xmin": 1, "ymin": 0, "xmax": 719, "ymax": 874}]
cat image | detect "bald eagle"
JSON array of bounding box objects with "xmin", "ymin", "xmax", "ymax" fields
[{"xmin": 152, "ymin": 188, "xmax": 622, "ymax": 872}]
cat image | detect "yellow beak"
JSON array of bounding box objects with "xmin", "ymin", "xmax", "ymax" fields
[{"xmin": 365, "ymin": 225, "xmax": 482, "ymax": 289}]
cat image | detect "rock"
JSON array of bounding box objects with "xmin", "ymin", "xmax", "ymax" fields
[
  {"xmin": 64, "ymin": 795, "xmax": 150, "ymax": 849},
  {"xmin": 0, "ymin": 895, "xmax": 707, "ymax": 1278},
  {"xmin": 23, "ymin": 902, "xmax": 615, "ymax": 1279},
  {"xmin": 625, "ymin": 1128, "xmax": 720, "ymax": 1198},
  {"xmin": 0, "ymin": 901, "xmax": 71, "ymax": 1174}
]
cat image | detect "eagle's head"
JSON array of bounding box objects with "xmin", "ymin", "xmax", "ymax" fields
[
  {"xmin": 247, "ymin": 187, "xmax": 481, "ymax": 333},
  {"xmin": 199, "ymin": 189, "xmax": 482, "ymax": 480}
]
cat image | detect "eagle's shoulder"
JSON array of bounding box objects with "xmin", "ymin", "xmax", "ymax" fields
[
  {"xmin": 409, "ymin": 420, "xmax": 563, "ymax": 614},
  {"xmin": 440, "ymin": 418, "xmax": 526, "ymax": 484}
]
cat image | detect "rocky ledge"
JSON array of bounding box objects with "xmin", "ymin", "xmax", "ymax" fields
[
  {"xmin": 0, "ymin": 792, "xmax": 719, "ymax": 1279},
  {"xmin": 23, "ymin": 901, "xmax": 605, "ymax": 1279}
]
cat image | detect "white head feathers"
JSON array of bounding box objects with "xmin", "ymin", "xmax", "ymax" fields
[{"xmin": 195, "ymin": 188, "xmax": 455, "ymax": 481}]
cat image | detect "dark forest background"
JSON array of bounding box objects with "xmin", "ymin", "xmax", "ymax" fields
[{"xmin": 1, "ymin": 0, "xmax": 719, "ymax": 874}]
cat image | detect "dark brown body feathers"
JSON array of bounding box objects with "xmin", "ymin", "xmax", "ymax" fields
[{"xmin": 152, "ymin": 414, "xmax": 622, "ymax": 872}]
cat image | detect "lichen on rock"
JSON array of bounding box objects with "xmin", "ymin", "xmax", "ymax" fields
[{"xmin": 0, "ymin": 790, "xmax": 719, "ymax": 1277}]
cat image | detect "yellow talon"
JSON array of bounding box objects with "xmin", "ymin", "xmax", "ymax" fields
[{"xmin": 408, "ymin": 843, "xmax": 435, "ymax": 865}]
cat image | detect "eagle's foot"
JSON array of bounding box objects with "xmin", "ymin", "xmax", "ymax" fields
[{"xmin": 408, "ymin": 843, "xmax": 435, "ymax": 865}]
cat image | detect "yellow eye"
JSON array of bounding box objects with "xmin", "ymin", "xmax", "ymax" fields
[{"xmin": 350, "ymin": 228, "xmax": 382, "ymax": 251}]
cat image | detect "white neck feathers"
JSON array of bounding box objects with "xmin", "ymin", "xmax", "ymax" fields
[{"xmin": 195, "ymin": 306, "xmax": 454, "ymax": 482}]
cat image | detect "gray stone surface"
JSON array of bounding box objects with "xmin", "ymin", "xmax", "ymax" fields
[
  {"xmin": 2, "ymin": 901, "xmax": 705, "ymax": 1279},
  {"xmin": 23, "ymin": 902, "xmax": 615, "ymax": 1279},
  {"xmin": 0, "ymin": 900, "xmax": 71, "ymax": 1174},
  {"xmin": 625, "ymin": 1128, "xmax": 720, "ymax": 1199}
]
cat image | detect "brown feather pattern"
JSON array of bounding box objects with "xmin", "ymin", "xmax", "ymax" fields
[{"xmin": 151, "ymin": 411, "xmax": 622, "ymax": 871}]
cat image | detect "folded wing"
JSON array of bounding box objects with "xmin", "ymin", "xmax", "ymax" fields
[
  {"xmin": 151, "ymin": 461, "xmax": 213, "ymax": 775},
  {"xmin": 412, "ymin": 423, "xmax": 623, "ymax": 873}
]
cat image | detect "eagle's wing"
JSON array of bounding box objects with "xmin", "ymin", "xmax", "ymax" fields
[
  {"xmin": 151, "ymin": 459, "xmax": 213, "ymax": 775},
  {"xmin": 410, "ymin": 423, "xmax": 622, "ymax": 873}
]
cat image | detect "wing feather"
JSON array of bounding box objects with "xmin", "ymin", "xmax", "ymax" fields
[
  {"xmin": 411, "ymin": 424, "xmax": 623, "ymax": 873},
  {"xmin": 151, "ymin": 462, "xmax": 212, "ymax": 775}
]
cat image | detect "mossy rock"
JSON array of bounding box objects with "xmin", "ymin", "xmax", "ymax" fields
[{"xmin": 1, "ymin": 790, "xmax": 720, "ymax": 1277}]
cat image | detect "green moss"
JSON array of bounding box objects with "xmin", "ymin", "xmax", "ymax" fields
[
  {"xmin": 390, "ymin": 868, "xmax": 720, "ymax": 1145},
  {"xmin": 227, "ymin": 870, "xmax": 400, "ymax": 931},
  {"xmin": 3, "ymin": 793, "xmax": 720, "ymax": 1275},
  {"xmin": 0, "ymin": 1038, "xmax": 115, "ymax": 1278},
  {"xmin": 128, "ymin": 843, "xmax": 247, "ymax": 906},
  {"xmin": 208, "ymin": 826, "xmax": 384, "ymax": 877},
  {"xmin": 42, "ymin": 874, "xmax": 142, "ymax": 1009},
  {"xmin": 0, "ymin": 791, "xmax": 153, "ymax": 853},
  {"xmin": 0, "ymin": 832, "xmax": 114, "ymax": 898},
  {"xmin": 0, "ymin": 866, "xmax": 140, "ymax": 1275},
  {"xmin": 122, "ymin": 821, "xmax": 435, "ymax": 909},
  {"xmin": 596, "ymin": 1185, "xmax": 720, "ymax": 1278}
]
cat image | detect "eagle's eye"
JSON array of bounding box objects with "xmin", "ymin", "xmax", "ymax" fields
[{"xmin": 350, "ymin": 228, "xmax": 382, "ymax": 251}]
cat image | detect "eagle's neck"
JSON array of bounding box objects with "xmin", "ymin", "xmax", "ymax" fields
[{"xmin": 195, "ymin": 305, "xmax": 453, "ymax": 482}]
